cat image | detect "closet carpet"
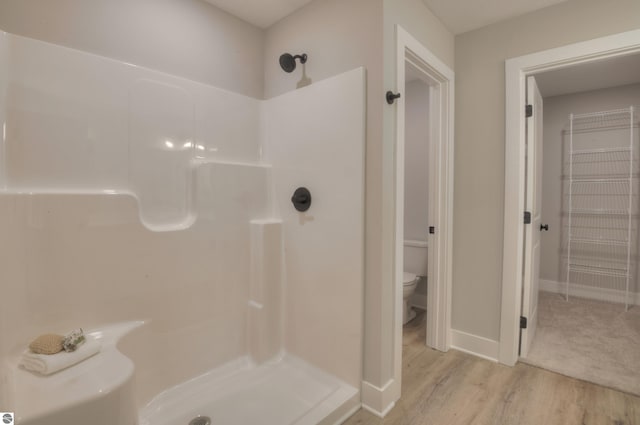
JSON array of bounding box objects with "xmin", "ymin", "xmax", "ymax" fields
[{"xmin": 522, "ymin": 290, "xmax": 640, "ymax": 396}]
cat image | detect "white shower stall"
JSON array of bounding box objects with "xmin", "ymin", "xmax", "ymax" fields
[{"xmin": 0, "ymin": 31, "xmax": 365, "ymax": 425}]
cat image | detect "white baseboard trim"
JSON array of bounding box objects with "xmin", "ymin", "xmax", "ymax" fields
[
  {"xmin": 361, "ymin": 402, "xmax": 395, "ymax": 419},
  {"xmin": 410, "ymin": 293, "xmax": 428, "ymax": 310},
  {"xmin": 540, "ymin": 279, "xmax": 640, "ymax": 306},
  {"xmin": 450, "ymin": 329, "xmax": 499, "ymax": 362},
  {"xmin": 361, "ymin": 379, "xmax": 396, "ymax": 418}
]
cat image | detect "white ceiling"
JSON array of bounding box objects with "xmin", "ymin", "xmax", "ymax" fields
[
  {"xmin": 203, "ymin": 0, "xmax": 314, "ymax": 28},
  {"xmin": 535, "ymin": 54, "xmax": 640, "ymax": 98},
  {"xmin": 206, "ymin": 0, "xmax": 570, "ymax": 33},
  {"xmin": 422, "ymin": 0, "xmax": 569, "ymax": 34}
]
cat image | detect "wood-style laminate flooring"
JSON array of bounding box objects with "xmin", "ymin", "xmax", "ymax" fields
[{"xmin": 343, "ymin": 309, "xmax": 640, "ymax": 425}]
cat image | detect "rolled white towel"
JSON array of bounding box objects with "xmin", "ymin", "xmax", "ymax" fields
[{"xmin": 19, "ymin": 339, "xmax": 101, "ymax": 375}]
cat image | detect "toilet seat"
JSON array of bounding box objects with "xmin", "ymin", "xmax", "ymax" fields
[{"xmin": 403, "ymin": 272, "xmax": 417, "ymax": 285}]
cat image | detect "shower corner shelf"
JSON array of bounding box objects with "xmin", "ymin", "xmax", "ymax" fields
[{"xmin": 12, "ymin": 321, "xmax": 143, "ymax": 425}]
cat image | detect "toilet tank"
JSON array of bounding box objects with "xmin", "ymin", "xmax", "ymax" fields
[{"xmin": 404, "ymin": 239, "xmax": 428, "ymax": 276}]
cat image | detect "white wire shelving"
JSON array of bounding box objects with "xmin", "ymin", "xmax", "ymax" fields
[{"xmin": 563, "ymin": 106, "xmax": 638, "ymax": 310}]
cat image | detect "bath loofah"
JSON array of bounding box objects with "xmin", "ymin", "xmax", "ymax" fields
[{"xmin": 29, "ymin": 334, "xmax": 64, "ymax": 355}]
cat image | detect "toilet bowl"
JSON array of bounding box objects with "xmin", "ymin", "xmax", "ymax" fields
[
  {"xmin": 403, "ymin": 240, "xmax": 428, "ymax": 325},
  {"xmin": 403, "ymin": 272, "xmax": 419, "ymax": 324}
]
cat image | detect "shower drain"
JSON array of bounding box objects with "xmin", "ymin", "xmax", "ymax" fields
[{"xmin": 188, "ymin": 416, "xmax": 211, "ymax": 425}]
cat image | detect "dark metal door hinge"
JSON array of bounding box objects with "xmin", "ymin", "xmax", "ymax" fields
[
  {"xmin": 525, "ymin": 104, "xmax": 533, "ymax": 118},
  {"xmin": 524, "ymin": 211, "xmax": 531, "ymax": 224},
  {"xmin": 429, "ymin": 226, "xmax": 435, "ymax": 234},
  {"xmin": 520, "ymin": 316, "xmax": 528, "ymax": 329}
]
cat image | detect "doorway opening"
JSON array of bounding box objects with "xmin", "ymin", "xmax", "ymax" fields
[
  {"xmin": 501, "ymin": 29, "xmax": 640, "ymax": 396},
  {"xmin": 399, "ymin": 63, "xmax": 431, "ymax": 372},
  {"xmin": 391, "ymin": 25, "xmax": 454, "ymax": 406}
]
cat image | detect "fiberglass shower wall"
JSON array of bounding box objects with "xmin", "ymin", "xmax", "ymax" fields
[
  {"xmin": 263, "ymin": 70, "xmax": 365, "ymax": 388},
  {"xmin": 540, "ymin": 83, "xmax": 640, "ymax": 306},
  {"xmin": 0, "ymin": 32, "xmax": 364, "ymax": 417},
  {"xmin": 0, "ymin": 31, "xmax": 266, "ymax": 410}
]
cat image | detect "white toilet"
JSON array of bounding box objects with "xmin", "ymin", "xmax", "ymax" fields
[{"xmin": 403, "ymin": 240, "xmax": 428, "ymax": 324}]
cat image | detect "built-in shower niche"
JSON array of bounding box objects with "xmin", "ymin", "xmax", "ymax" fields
[
  {"xmin": 129, "ymin": 79, "xmax": 196, "ymax": 230},
  {"xmin": 0, "ymin": 32, "xmax": 364, "ymax": 425}
]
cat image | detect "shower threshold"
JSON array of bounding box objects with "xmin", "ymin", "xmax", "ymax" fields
[{"xmin": 139, "ymin": 355, "xmax": 359, "ymax": 425}]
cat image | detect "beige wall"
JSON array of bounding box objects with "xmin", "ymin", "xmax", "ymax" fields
[
  {"xmin": 0, "ymin": 0, "xmax": 264, "ymax": 98},
  {"xmin": 541, "ymin": 84, "xmax": 640, "ymax": 287},
  {"xmin": 383, "ymin": 0, "xmax": 454, "ymax": 72},
  {"xmin": 454, "ymin": 0, "xmax": 640, "ymax": 341}
]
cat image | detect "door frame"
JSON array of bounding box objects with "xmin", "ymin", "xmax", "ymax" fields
[
  {"xmin": 392, "ymin": 25, "xmax": 454, "ymax": 401},
  {"xmin": 500, "ymin": 29, "xmax": 640, "ymax": 366}
]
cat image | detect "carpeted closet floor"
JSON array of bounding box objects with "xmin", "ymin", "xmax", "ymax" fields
[{"xmin": 522, "ymin": 291, "xmax": 640, "ymax": 396}]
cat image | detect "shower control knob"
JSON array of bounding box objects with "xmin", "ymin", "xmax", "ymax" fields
[
  {"xmin": 291, "ymin": 187, "xmax": 312, "ymax": 212},
  {"xmin": 540, "ymin": 224, "xmax": 549, "ymax": 231}
]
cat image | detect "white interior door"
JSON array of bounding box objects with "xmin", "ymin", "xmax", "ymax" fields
[{"xmin": 521, "ymin": 76, "xmax": 543, "ymax": 358}]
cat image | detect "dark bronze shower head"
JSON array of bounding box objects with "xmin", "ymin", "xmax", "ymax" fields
[{"xmin": 279, "ymin": 53, "xmax": 307, "ymax": 73}]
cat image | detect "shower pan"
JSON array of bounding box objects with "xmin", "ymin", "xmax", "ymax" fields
[{"xmin": 0, "ymin": 32, "xmax": 365, "ymax": 425}]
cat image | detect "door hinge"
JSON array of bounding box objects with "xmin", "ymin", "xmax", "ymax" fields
[
  {"xmin": 429, "ymin": 226, "xmax": 435, "ymax": 234},
  {"xmin": 525, "ymin": 104, "xmax": 533, "ymax": 118},
  {"xmin": 520, "ymin": 316, "xmax": 528, "ymax": 329},
  {"xmin": 524, "ymin": 211, "xmax": 531, "ymax": 224}
]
